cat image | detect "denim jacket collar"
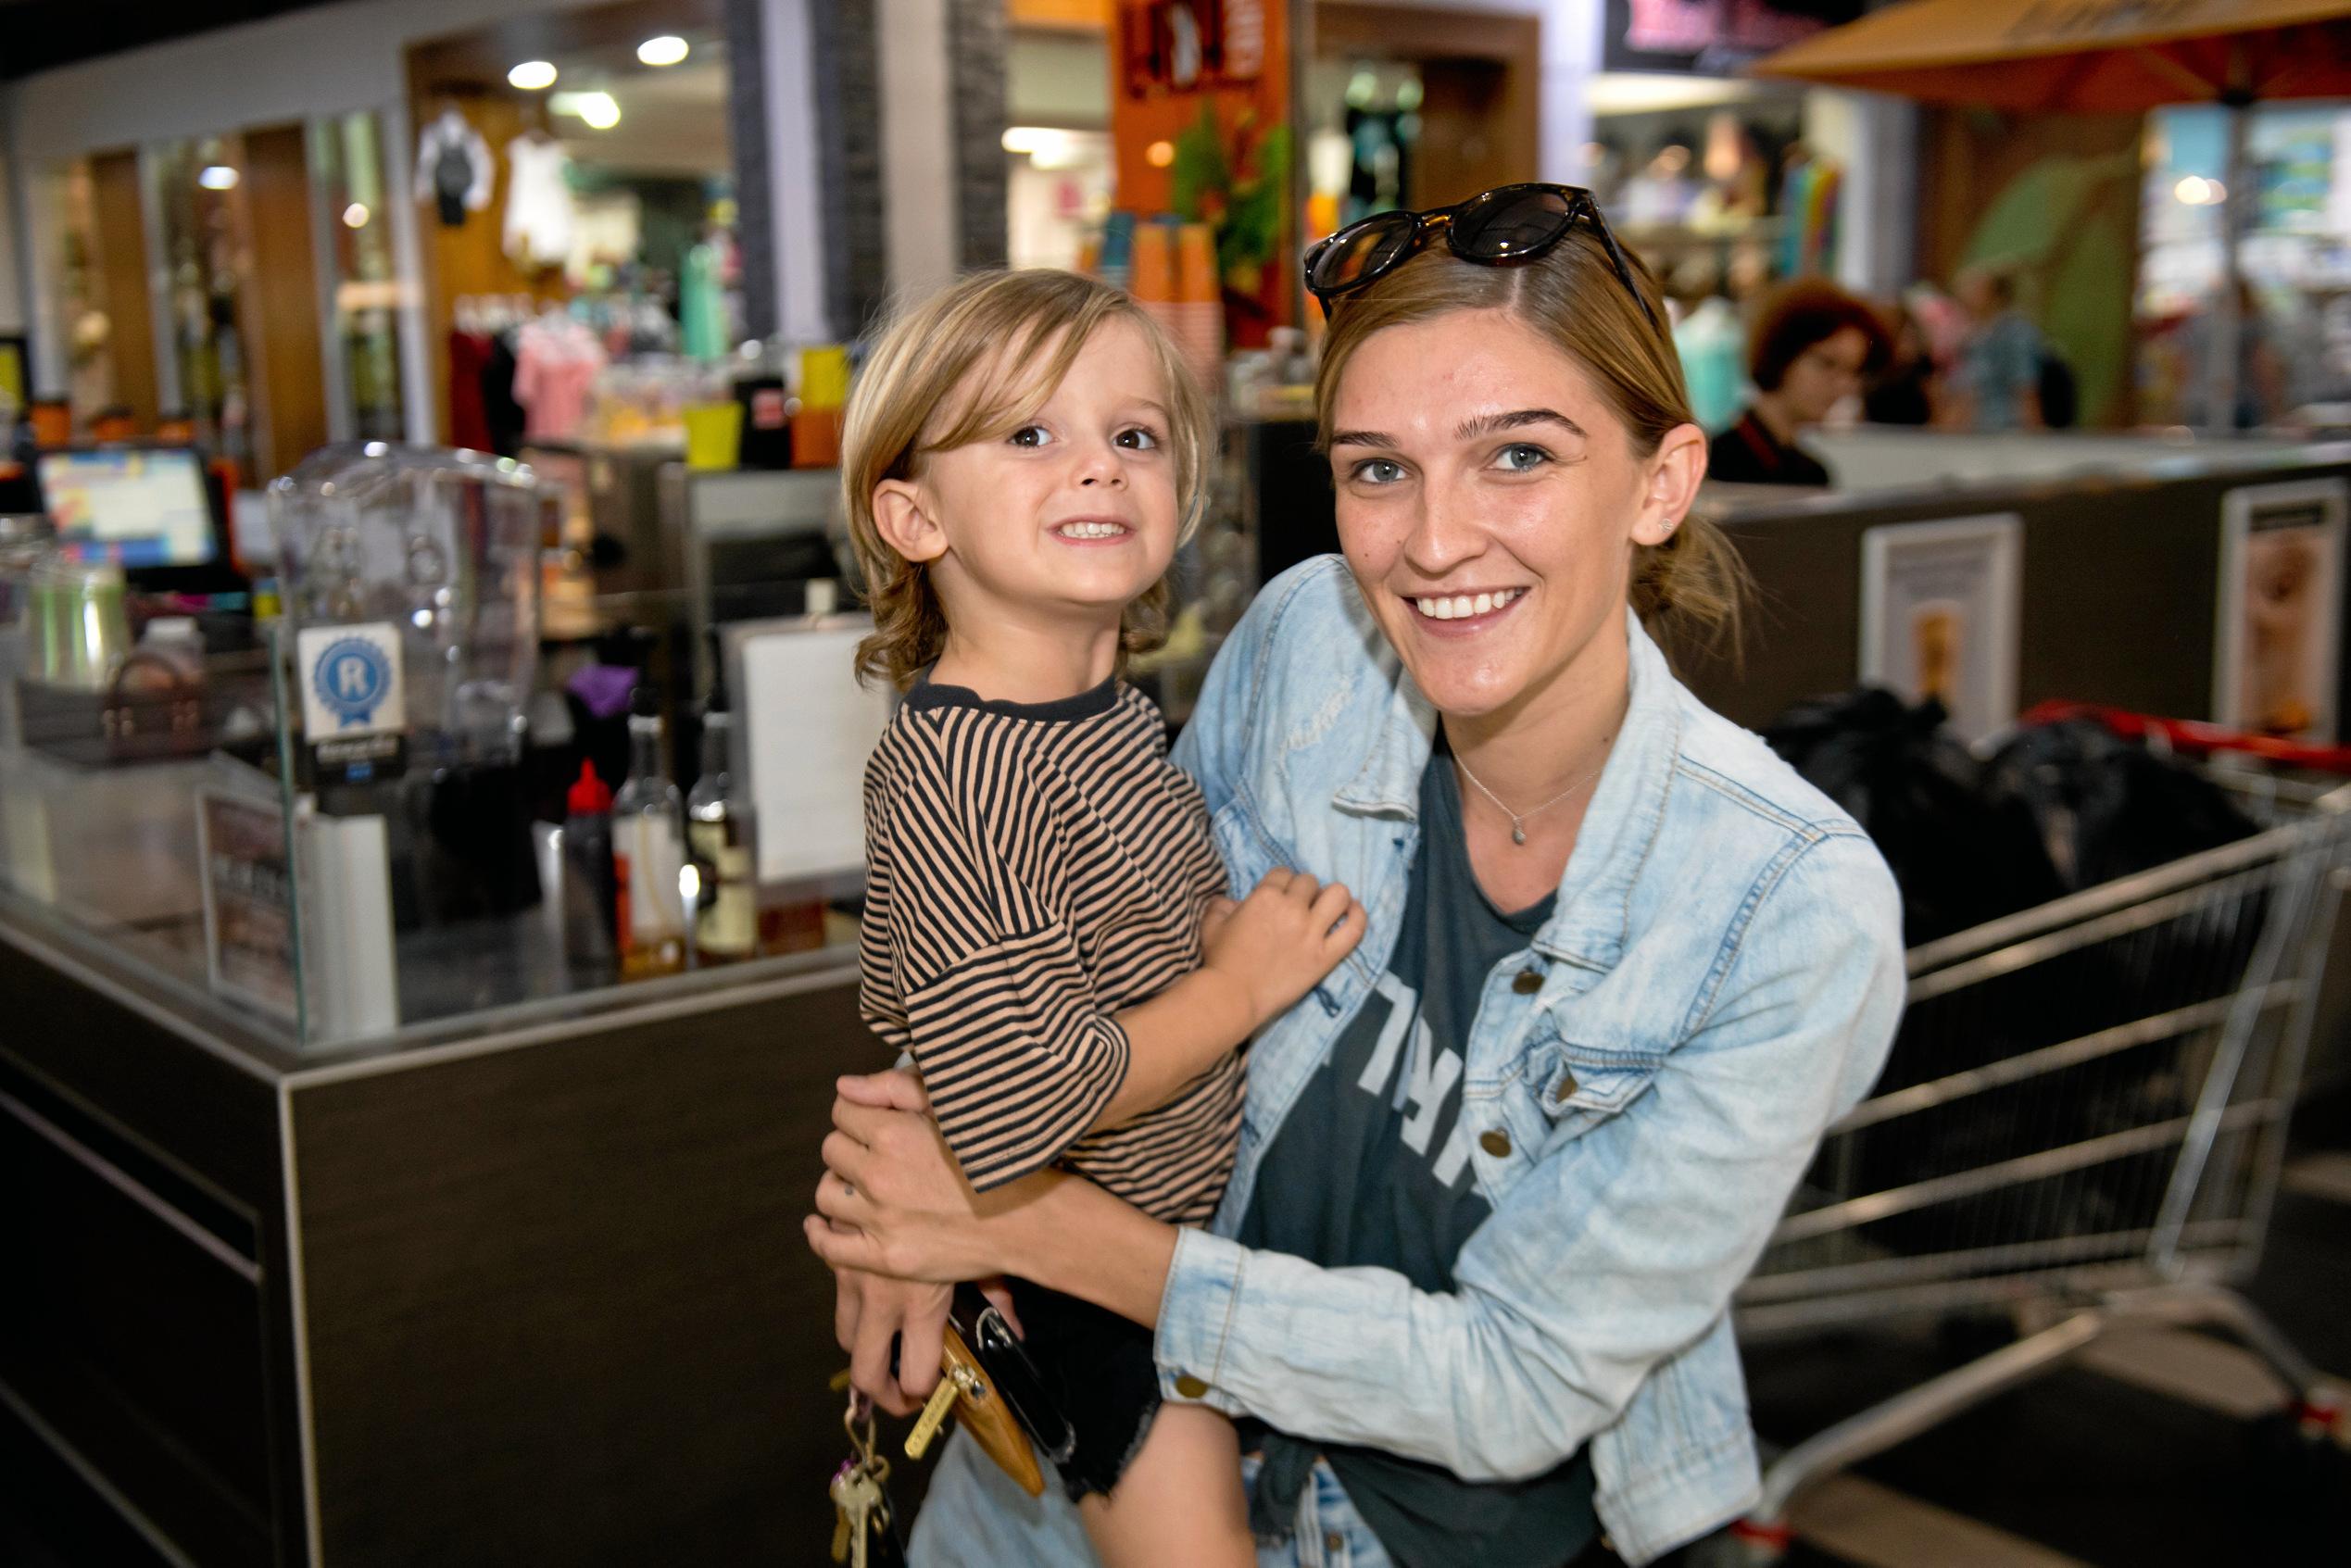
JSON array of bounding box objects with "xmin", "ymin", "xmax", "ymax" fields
[{"xmin": 1329, "ymin": 611, "xmax": 1684, "ymax": 974}]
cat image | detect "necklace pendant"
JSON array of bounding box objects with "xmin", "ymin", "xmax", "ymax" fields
[{"xmin": 1511, "ymin": 823, "xmax": 1528, "ymax": 846}]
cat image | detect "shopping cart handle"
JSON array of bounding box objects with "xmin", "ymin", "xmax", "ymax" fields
[{"xmin": 2020, "ymin": 701, "xmax": 2351, "ymax": 774}]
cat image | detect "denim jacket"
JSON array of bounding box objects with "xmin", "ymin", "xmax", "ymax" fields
[{"xmin": 1146, "ymin": 557, "xmax": 1906, "ymax": 1563}]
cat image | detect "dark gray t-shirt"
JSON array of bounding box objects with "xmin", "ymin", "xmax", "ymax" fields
[{"xmin": 1235, "ymin": 740, "xmax": 1599, "ymax": 1568}]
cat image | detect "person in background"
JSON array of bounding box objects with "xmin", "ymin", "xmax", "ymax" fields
[
  {"xmin": 1864, "ymin": 300, "xmax": 1940, "ymax": 427},
  {"xmin": 1949, "ymin": 265, "xmax": 2047, "ymax": 432},
  {"xmin": 1708, "ymin": 279, "xmax": 1891, "ymax": 487}
]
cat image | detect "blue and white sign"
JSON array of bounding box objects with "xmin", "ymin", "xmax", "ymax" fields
[{"xmin": 297, "ymin": 622, "xmax": 407, "ymax": 741}]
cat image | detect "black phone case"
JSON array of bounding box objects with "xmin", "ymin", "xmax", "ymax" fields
[{"xmin": 949, "ymin": 1284, "xmax": 1076, "ymax": 1465}]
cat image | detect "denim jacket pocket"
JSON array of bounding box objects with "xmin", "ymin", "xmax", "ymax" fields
[{"xmin": 1522, "ymin": 1042, "xmax": 1665, "ymax": 1148}]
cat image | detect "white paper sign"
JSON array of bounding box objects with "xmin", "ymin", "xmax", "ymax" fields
[
  {"xmin": 296, "ymin": 622, "xmax": 408, "ymax": 740},
  {"xmin": 735, "ymin": 619, "xmax": 896, "ymax": 887},
  {"xmin": 2214, "ymin": 478, "xmax": 2347, "ymax": 742},
  {"xmin": 1859, "ymin": 513, "xmax": 2023, "ymax": 746}
]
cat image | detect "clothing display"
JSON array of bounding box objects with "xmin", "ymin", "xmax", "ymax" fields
[
  {"xmin": 1673, "ymin": 296, "xmax": 1746, "ymax": 434},
  {"xmin": 414, "ymin": 109, "xmax": 495, "ymax": 228},
  {"xmin": 445, "ymin": 330, "xmax": 493, "ymax": 452},
  {"xmin": 503, "ymin": 134, "xmax": 577, "ymax": 270},
  {"xmin": 511, "ymin": 316, "xmax": 606, "ymax": 443},
  {"xmin": 1237, "ymin": 739, "xmax": 1600, "ymax": 1568},
  {"xmin": 680, "ymin": 240, "xmax": 727, "ymax": 363}
]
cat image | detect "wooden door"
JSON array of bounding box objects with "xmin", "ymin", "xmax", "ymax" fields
[{"xmin": 87, "ymin": 149, "xmax": 160, "ymax": 430}]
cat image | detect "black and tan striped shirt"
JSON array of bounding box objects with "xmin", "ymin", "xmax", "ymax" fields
[{"xmin": 858, "ymin": 673, "xmax": 1242, "ymax": 1224}]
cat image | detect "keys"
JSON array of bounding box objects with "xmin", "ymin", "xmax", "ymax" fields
[{"xmin": 832, "ymin": 1461, "xmax": 886, "ymax": 1568}]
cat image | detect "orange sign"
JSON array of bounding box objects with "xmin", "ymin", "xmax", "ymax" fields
[{"xmin": 1111, "ymin": 0, "xmax": 1295, "ymax": 342}]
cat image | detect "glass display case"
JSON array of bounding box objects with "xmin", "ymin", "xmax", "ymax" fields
[{"xmin": 0, "ymin": 446, "xmax": 874, "ymax": 1060}]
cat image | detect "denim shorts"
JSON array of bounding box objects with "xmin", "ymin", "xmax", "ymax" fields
[{"xmin": 909, "ymin": 1429, "xmax": 1395, "ymax": 1568}]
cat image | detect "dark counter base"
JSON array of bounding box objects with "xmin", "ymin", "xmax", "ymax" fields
[{"xmin": 3, "ymin": 909, "xmax": 884, "ymax": 1567}]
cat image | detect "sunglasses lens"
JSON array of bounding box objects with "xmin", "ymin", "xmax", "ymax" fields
[
  {"xmin": 1453, "ymin": 186, "xmax": 1575, "ymax": 261},
  {"xmin": 1309, "ymin": 213, "xmax": 1418, "ymax": 295}
]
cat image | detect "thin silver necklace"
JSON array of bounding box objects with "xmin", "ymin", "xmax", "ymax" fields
[{"xmin": 1452, "ymin": 743, "xmax": 1610, "ymax": 846}]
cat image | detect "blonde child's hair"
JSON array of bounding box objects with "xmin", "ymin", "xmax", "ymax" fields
[{"xmin": 842, "ymin": 269, "xmax": 1214, "ymax": 690}]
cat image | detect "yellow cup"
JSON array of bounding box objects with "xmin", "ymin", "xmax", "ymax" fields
[
  {"xmin": 801, "ymin": 345, "xmax": 851, "ymax": 409},
  {"xmin": 684, "ymin": 401, "xmax": 744, "ymax": 470}
]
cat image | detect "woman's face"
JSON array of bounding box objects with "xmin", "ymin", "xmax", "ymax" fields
[
  {"xmin": 1327, "ymin": 307, "xmax": 1703, "ymax": 722},
  {"xmin": 1781, "ymin": 325, "xmax": 1869, "ymax": 425}
]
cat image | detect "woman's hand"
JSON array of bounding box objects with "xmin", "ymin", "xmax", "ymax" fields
[
  {"xmin": 804, "ymin": 1069, "xmax": 1030, "ymax": 1285},
  {"xmin": 832, "ymin": 1259, "xmax": 949, "ymax": 1417}
]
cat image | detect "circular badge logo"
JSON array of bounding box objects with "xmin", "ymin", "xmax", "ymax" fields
[{"xmin": 314, "ymin": 636, "xmax": 393, "ymax": 729}]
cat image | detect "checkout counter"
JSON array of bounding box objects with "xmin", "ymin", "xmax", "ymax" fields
[
  {"xmin": 2, "ymin": 446, "xmax": 897, "ymax": 1566},
  {"xmin": 13, "ymin": 428, "xmax": 2351, "ymax": 1564}
]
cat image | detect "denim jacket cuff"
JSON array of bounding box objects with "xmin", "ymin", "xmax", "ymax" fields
[{"xmin": 1152, "ymin": 1227, "xmax": 1248, "ymax": 1414}]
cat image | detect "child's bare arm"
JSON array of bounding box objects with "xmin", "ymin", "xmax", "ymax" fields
[{"xmin": 1090, "ymin": 869, "xmax": 1364, "ymax": 1131}]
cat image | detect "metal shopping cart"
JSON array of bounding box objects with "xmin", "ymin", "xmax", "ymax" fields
[{"xmin": 1721, "ymin": 706, "xmax": 2351, "ymax": 1561}]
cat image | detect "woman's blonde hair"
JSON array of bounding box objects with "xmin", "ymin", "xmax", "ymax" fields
[
  {"xmin": 1314, "ymin": 232, "xmax": 1747, "ymax": 663},
  {"xmin": 842, "ymin": 269, "xmax": 1213, "ymax": 689}
]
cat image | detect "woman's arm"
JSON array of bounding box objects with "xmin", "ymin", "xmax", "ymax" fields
[{"xmin": 813, "ymin": 833, "xmax": 1904, "ymax": 1480}]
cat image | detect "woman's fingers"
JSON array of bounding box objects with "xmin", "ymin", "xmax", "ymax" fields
[
  {"xmin": 1327, "ymin": 899, "xmax": 1369, "ymax": 956},
  {"xmin": 898, "ymin": 1300, "xmax": 946, "ymax": 1402},
  {"xmin": 820, "ymin": 1129, "xmax": 874, "ymax": 1188},
  {"xmin": 1308, "ymin": 878, "xmax": 1353, "ymax": 926},
  {"xmin": 814, "ymin": 1170, "xmax": 874, "ymax": 1228},
  {"xmin": 836, "ymin": 1068, "xmax": 929, "ymax": 1113},
  {"xmin": 832, "ymin": 1249, "xmax": 865, "ymax": 1352},
  {"xmin": 832, "ymin": 1096, "xmax": 927, "ymax": 1155},
  {"xmin": 806, "ymin": 1212, "xmax": 881, "ymax": 1272},
  {"xmin": 1285, "ymin": 872, "xmax": 1321, "ymax": 904}
]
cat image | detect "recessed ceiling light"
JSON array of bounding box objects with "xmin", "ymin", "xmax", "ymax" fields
[
  {"xmin": 576, "ymin": 91, "xmax": 621, "ymax": 130},
  {"xmin": 637, "ymin": 35, "xmax": 689, "ymax": 67},
  {"xmin": 509, "ymin": 60, "xmax": 558, "ymax": 91},
  {"xmin": 344, "ymin": 204, "xmax": 371, "ymax": 229},
  {"xmin": 198, "ymin": 165, "xmax": 239, "ymax": 190}
]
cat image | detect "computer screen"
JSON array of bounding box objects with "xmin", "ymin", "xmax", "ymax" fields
[{"xmin": 38, "ymin": 447, "xmax": 217, "ymax": 570}]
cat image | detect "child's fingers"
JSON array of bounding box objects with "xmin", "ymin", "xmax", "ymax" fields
[{"xmin": 1326, "ymin": 901, "xmax": 1369, "ymax": 956}]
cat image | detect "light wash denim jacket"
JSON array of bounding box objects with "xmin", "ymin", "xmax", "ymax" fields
[{"xmin": 911, "ymin": 557, "xmax": 1905, "ymax": 1566}]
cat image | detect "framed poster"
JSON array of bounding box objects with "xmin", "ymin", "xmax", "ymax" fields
[
  {"xmin": 1859, "ymin": 513, "xmax": 2023, "ymax": 746},
  {"xmin": 2214, "ymin": 477, "xmax": 2347, "ymax": 742}
]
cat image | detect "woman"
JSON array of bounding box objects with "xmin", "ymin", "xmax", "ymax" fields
[
  {"xmin": 1708, "ymin": 279, "xmax": 1891, "ymax": 486},
  {"xmin": 811, "ymin": 185, "xmax": 1906, "ymax": 1568}
]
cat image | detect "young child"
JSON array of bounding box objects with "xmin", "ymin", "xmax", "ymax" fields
[{"xmin": 840, "ymin": 268, "xmax": 1367, "ymax": 1566}]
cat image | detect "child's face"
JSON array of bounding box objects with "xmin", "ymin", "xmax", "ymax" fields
[{"xmin": 904, "ymin": 319, "xmax": 1182, "ymax": 633}]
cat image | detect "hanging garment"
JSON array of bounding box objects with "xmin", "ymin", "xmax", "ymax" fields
[
  {"xmin": 415, "ymin": 110, "xmax": 495, "ymax": 228},
  {"xmin": 446, "ymin": 330, "xmax": 494, "ymax": 451},
  {"xmin": 512, "ymin": 319, "xmax": 605, "ymax": 443},
  {"xmin": 503, "ymin": 135, "xmax": 577, "ymax": 269},
  {"xmin": 680, "ymin": 241, "xmax": 728, "ymax": 363}
]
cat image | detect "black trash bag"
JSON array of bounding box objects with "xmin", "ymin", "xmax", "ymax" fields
[
  {"xmin": 1978, "ymin": 718, "xmax": 2259, "ymax": 895},
  {"xmin": 1764, "ymin": 687, "xmax": 2065, "ymax": 946}
]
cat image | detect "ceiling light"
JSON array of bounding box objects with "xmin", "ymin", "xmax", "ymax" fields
[
  {"xmin": 509, "ymin": 59, "xmax": 558, "ymax": 91},
  {"xmin": 637, "ymin": 35, "xmax": 689, "ymax": 67},
  {"xmin": 1146, "ymin": 139, "xmax": 1176, "ymax": 169},
  {"xmin": 198, "ymin": 165, "xmax": 239, "ymax": 190},
  {"xmin": 578, "ymin": 91, "xmax": 621, "ymax": 130},
  {"xmin": 344, "ymin": 203, "xmax": 370, "ymax": 229}
]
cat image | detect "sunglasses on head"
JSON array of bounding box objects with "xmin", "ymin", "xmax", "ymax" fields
[{"xmin": 1302, "ymin": 182, "xmax": 1657, "ymax": 328}]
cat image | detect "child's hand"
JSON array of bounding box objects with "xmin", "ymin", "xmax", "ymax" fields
[{"xmin": 1201, "ymin": 868, "xmax": 1366, "ymax": 1031}]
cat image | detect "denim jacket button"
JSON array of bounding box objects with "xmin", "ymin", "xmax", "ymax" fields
[
  {"xmin": 1325, "ymin": 1532, "xmax": 1345, "ymax": 1553},
  {"xmin": 1478, "ymin": 1128, "xmax": 1513, "ymax": 1158},
  {"xmin": 1553, "ymin": 1071, "xmax": 1579, "ymax": 1103},
  {"xmin": 1174, "ymin": 1374, "xmax": 1211, "ymax": 1399},
  {"xmin": 1511, "ymin": 968, "xmax": 1541, "ymax": 994}
]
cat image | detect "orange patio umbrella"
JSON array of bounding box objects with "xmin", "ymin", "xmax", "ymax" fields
[{"xmin": 1751, "ymin": 0, "xmax": 2351, "ymax": 427}]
